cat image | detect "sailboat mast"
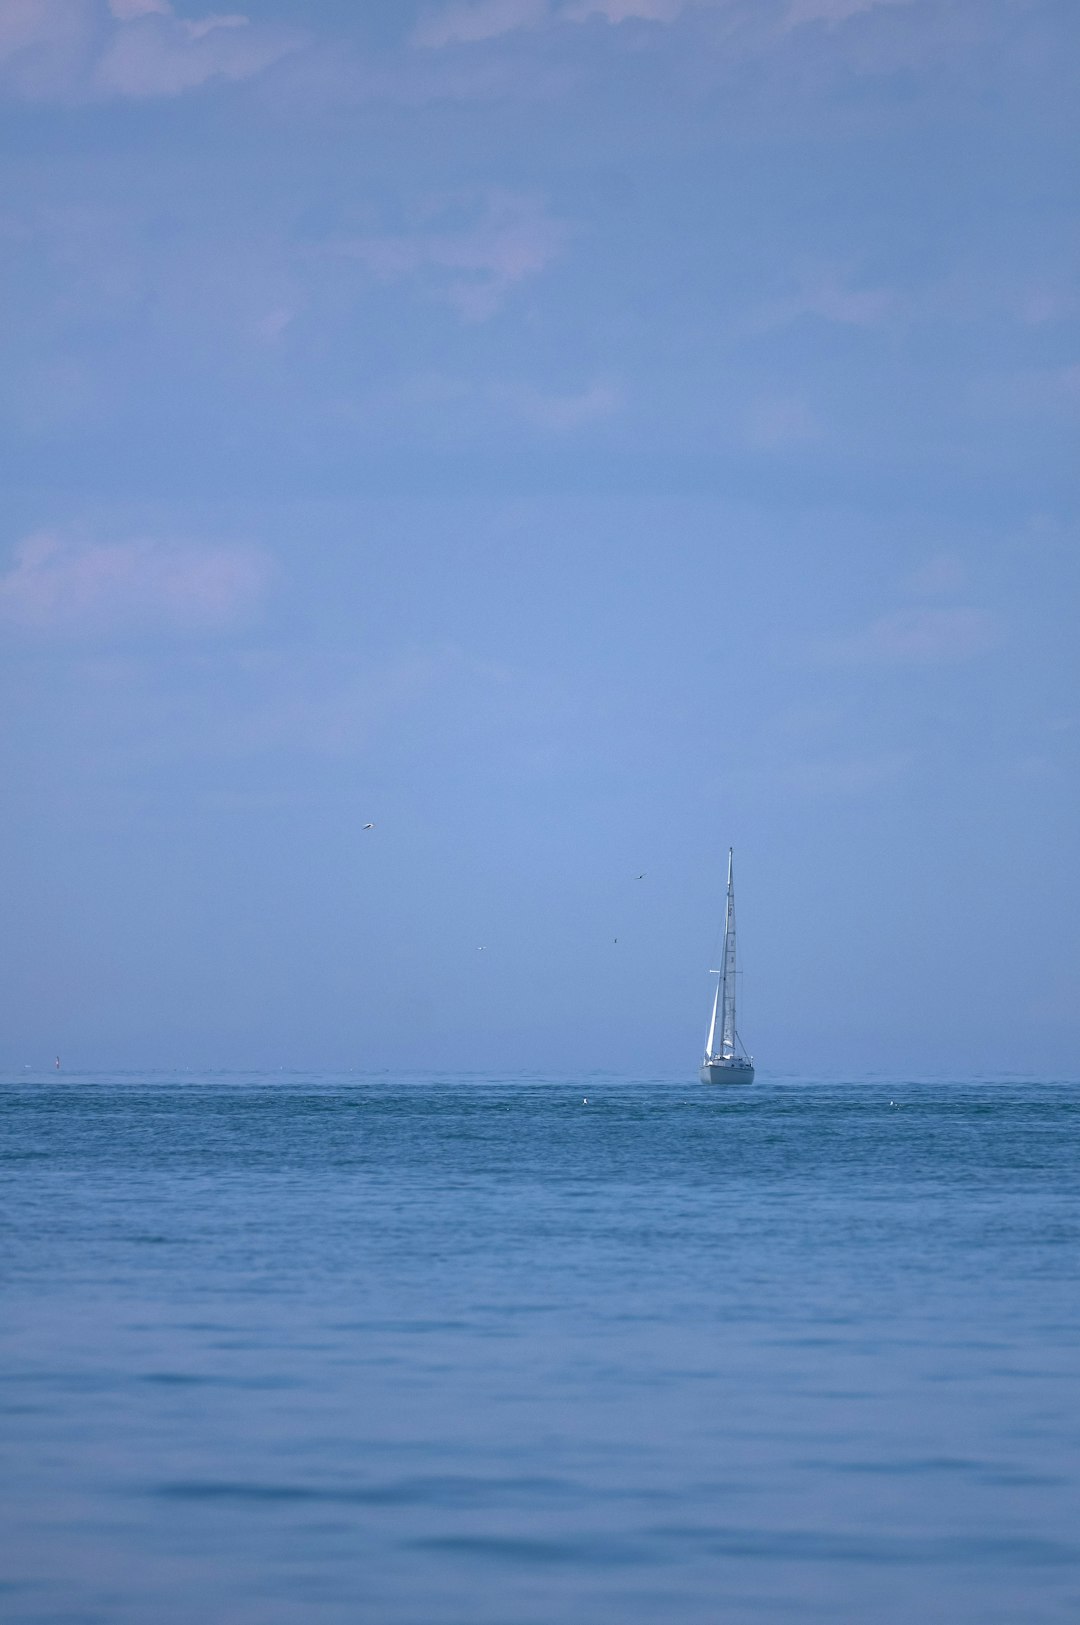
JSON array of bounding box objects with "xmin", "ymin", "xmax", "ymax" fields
[{"xmin": 720, "ymin": 848, "xmax": 737, "ymax": 1058}]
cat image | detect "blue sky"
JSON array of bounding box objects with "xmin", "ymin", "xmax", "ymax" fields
[{"xmin": 1, "ymin": 0, "xmax": 1077, "ymax": 1073}]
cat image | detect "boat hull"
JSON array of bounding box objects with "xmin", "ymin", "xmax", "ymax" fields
[{"xmin": 700, "ymin": 1061, "xmax": 755, "ymax": 1086}]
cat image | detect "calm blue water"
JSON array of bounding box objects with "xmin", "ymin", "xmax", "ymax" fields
[{"xmin": 2, "ymin": 1074, "xmax": 1078, "ymax": 1624}]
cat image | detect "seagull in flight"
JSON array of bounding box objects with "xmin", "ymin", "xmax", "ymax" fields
[
  {"xmin": 637, "ymin": 873, "xmax": 646, "ymax": 879},
  {"xmin": 362, "ymin": 823, "xmax": 375, "ymax": 830}
]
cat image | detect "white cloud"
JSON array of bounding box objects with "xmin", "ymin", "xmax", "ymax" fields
[
  {"xmin": 500, "ymin": 379, "xmax": 621, "ymax": 429},
  {"xmin": 252, "ymin": 305, "xmax": 297, "ymax": 344},
  {"xmin": 413, "ymin": 0, "xmax": 549, "ymax": 49},
  {"xmin": 744, "ymin": 392, "xmax": 820, "ymax": 449},
  {"xmin": 330, "ymin": 192, "xmax": 566, "ymax": 321},
  {"xmin": 0, "ymin": 1, "xmax": 93, "ymax": 99},
  {"xmin": 331, "ymin": 370, "xmax": 619, "ymax": 440},
  {"xmin": 821, "ymin": 606, "xmax": 998, "ymax": 665},
  {"xmin": 412, "ymin": 0, "xmax": 917, "ymax": 48},
  {"xmin": 236, "ymin": 649, "xmax": 458, "ymax": 757},
  {"xmin": 94, "ymin": 4, "xmax": 294, "ymax": 99},
  {"xmin": 107, "ymin": 0, "xmax": 169, "ymax": 18},
  {"xmin": 565, "ymin": 0, "xmax": 687, "ymax": 22},
  {"xmin": 750, "ymin": 267, "xmax": 895, "ymax": 332},
  {"xmin": 0, "ymin": 532, "xmax": 270, "ymax": 635},
  {"xmin": 0, "ymin": 0, "xmax": 300, "ymax": 101},
  {"xmin": 906, "ymin": 555, "xmax": 967, "ymax": 597},
  {"xmin": 1019, "ymin": 284, "xmax": 1079, "ymax": 326},
  {"xmin": 781, "ymin": 0, "xmax": 912, "ymax": 27},
  {"xmin": 414, "ymin": 0, "xmax": 690, "ymax": 46},
  {"xmin": 0, "ymin": 0, "xmax": 76, "ymax": 55}
]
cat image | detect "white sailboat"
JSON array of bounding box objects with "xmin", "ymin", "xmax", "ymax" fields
[{"xmin": 701, "ymin": 848, "xmax": 755, "ymax": 1085}]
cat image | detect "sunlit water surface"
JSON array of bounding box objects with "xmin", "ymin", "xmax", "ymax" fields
[{"xmin": 2, "ymin": 1073, "xmax": 1078, "ymax": 1624}]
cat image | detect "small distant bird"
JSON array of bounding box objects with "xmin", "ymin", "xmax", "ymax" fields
[
  {"xmin": 55, "ymin": 1056, "xmax": 61, "ymax": 1070},
  {"xmin": 637, "ymin": 873, "xmax": 646, "ymax": 880},
  {"xmin": 477, "ymin": 946, "xmax": 486, "ymax": 952},
  {"xmin": 362, "ymin": 823, "xmax": 375, "ymax": 830}
]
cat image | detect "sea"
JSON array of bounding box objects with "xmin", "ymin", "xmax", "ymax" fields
[{"xmin": 1, "ymin": 1073, "xmax": 1078, "ymax": 1625}]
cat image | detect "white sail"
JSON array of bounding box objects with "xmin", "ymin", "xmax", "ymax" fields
[{"xmin": 705, "ymin": 971, "xmax": 722, "ymax": 1058}]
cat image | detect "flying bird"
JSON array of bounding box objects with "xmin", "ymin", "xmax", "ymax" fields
[
  {"xmin": 362, "ymin": 823, "xmax": 375, "ymax": 830},
  {"xmin": 637, "ymin": 873, "xmax": 646, "ymax": 879}
]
